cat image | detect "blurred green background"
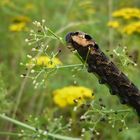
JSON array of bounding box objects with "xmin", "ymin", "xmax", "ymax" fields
[{"xmin": 0, "ymin": 0, "xmax": 140, "ymax": 140}]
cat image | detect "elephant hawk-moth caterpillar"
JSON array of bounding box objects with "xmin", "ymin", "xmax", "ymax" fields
[{"xmin": 65, "ymin": 31, "xmax": 140, "ymax": 116}]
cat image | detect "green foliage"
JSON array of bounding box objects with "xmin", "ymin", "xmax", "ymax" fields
[{"xmin": 0, "ymin": 64, "xmax": 13, "ymax": 114}]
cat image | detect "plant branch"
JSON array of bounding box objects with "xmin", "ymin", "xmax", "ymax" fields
[{"xmin": 0, "ymin": 114, "xmax": 81, "ymax": 140}]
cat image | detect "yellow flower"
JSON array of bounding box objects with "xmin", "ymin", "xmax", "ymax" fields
[
  {"xmin": 123, "ymin": 21, "xmax": 140, "ymax": 35},
  {"xmin": 53, "ymin": 86, "xmax": 94, "ymax": 108},
  {"xmin": 9, "ymin": 22, "xmax": 26, "ymax": 32},
  {"xmin": 107, "ymin": 20, "xmax": 120, "ymax": 28},
  {"xmin": 112, "ymin": 8, "xmax": 140, "ymax": 19},
  {"xmin": 31, "ymin": 56, "xmax": 62, "ymax": 68},
  {"xmin": 12, "ymin": 16, "xmax": 31, "ymax": 23},
  {"xmin": 9, "ymin": 16, "xmax": 31, "ymax": 32}
]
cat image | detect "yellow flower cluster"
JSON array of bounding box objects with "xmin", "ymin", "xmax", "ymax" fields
[
  {"xmin": 107, "ymin": 21, "xmax": 120, "ymax": 28},
  {"xmin": 53, "ymin": 86, "xmax": 94, "ymax": 108},
  {"xmin": 9, "ymin": 23, "xmax": 26, "ymax": 32},
  {"xmin": 123, "ymin": 21, "xmax": 140, "ymax": 35},
  {"xmin": 112, "ymin": 8, "xmax": 140, "ymax": 19},
  {"xmin": 107, "ymin": 7, "xmax": 140, "ymax": 35},
  {"xmin": 32, "ymin": 56, "xmax": 62, "ymax": 68},
  {"xmin": 9, "ymin": 16, "xmax": 31, "ymax": 32}
]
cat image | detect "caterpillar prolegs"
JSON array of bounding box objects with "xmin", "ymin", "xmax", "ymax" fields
[{"xmin": 65, "ymin": 31, "xmax": 140, "ymax": 116}]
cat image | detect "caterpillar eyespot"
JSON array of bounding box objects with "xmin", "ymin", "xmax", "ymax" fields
[
  {"xmin": 85, "ymin": 34, "xmax": 92, "ymax": 40},
  {"xmin": 65, "ymin": 31, "xmax": 140, "ymax": 116}
]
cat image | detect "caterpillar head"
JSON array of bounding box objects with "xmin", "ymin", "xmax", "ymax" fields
[{"xmin": 65, "ymin": 31, "xmax": 99, "ymax": 58}]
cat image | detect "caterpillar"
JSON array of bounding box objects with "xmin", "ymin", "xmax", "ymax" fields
[{"xmin": 65, "ymin": 31, "xmax": 140, "ymax": 116}]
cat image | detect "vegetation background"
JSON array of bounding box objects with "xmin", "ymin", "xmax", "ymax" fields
[{"xmin": 0, "ymin": 0, "xmax": 140, "ymax": 140}]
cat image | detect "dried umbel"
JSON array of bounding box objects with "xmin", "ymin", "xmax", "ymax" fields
[{"xmin": 65, "ymin": 31, "xmax": 140, "ymax": 116}]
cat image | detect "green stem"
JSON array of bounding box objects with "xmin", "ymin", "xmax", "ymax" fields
[
  {"xmin": 47, "ymin": 28, "xmax": 65, "ymax": 44},
  {"xmin": 0, "ymin": 114, "xmax": 81, "ymax": 140},
  {"xmin": 85, "ymin": 109, "xmax": 131, "ymax": 116},
  {"xmin": 102, "ymin": 109, "xmax": 131, "ymax": 113},
  {"xmin": 83, "ymin": 48, "xmax": 90, "ymax": 68},
  {"xmin": 0, "ymin": 131, "xmax": 32, "ymax": 137},
  {"xmin": 57, "ymin": 64, "xmax": 83, "ymax": 69},
  {"xmin": 0, "ymin": 132, "xmax": 20, "ymax": 136},
  {"xmin": 41, "ymin": 64, "xmax": 83, "ymax": 71}
]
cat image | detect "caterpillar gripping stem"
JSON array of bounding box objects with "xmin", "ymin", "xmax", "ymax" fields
[{"xmin": 65, "ymin": 31, "xmax": 140, "ymax": 116}]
